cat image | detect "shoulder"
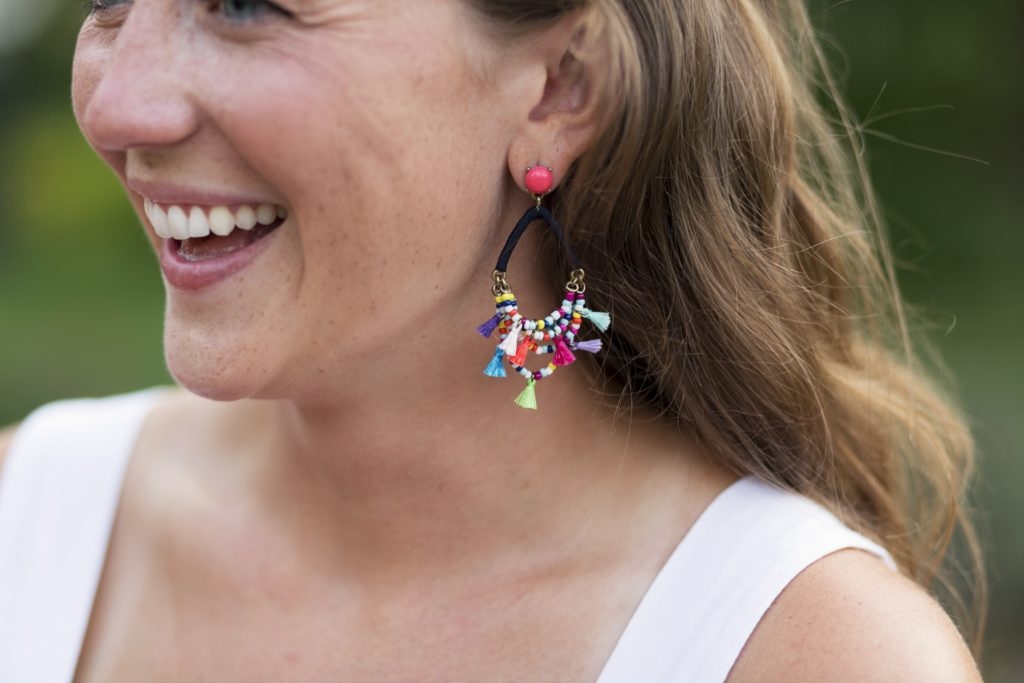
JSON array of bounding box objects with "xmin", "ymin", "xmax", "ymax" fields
[
  {"xmin": 727, "ymin": 547, "xmax": 982, "ymax": 682},
  {"xmin": 0, "ymin": 421, "xmax": 19, "ymax": 475}
]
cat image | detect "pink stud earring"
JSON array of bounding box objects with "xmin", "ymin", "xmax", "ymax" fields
[
  {"xmin": 476, "ymin": 165, "xmax": 611, "ymax": 410},
  {"xmin": 525, "ymin": 165, "xmax": 554, "ymax": 199}
]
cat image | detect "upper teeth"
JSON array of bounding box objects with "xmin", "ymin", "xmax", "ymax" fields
[{"xmin": 143, "ymin": 199, "xmax": 288, "ymax": 240}]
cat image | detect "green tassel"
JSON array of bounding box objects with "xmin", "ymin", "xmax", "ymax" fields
[
  {"xmin": 582, "ymin": 308, "xmax": 611, "ymax": 332},
  {"xmin": 514, "ymin": 378, "xmax": 538, "ymax": 410}
]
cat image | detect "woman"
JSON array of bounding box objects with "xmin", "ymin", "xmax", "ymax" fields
[{"xmin": 0, "ymin": 0, "xmax": 985, "ymax": 680}]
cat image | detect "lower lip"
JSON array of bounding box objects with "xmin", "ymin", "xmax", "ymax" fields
[{"xmin": 158, "ymin": 225, "xmax": 283, "ymax": 292}]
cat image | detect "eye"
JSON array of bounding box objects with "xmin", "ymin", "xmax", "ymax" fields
[
  {"xmin": 81, "ymin": 0, "xmax": 130, "ymax": 18},
  {"xmin": 208, "ymin": 0, "xmax": 292, "ymax": 23}
]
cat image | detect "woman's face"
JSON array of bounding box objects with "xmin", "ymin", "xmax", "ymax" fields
[{"xmin": 72, "ymin": 0, "xmax": 540, "ymax": 401}]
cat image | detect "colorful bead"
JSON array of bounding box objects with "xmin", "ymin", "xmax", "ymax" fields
[{"xmin": 482, "ymin": 279, "xmax": 608, "ymax": 409}]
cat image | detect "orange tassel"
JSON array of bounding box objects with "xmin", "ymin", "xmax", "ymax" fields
[{"xmin": 511, "ymin": 338, "xmax": 531, "ymax": 365}]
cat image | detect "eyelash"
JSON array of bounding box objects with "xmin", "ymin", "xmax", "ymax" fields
[
  {"xmin": 80, "ymin": 0, "xmax": 112, "ymax": 17},
  {"xmin": 80, "ymin": 0, "xmax": 293, "ymax": 23}
]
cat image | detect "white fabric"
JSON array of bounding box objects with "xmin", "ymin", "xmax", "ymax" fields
[
  {"xmin": 0, "ymin": 388, "xmax": 898, "ymax": 683},
  {"xmin": 0, "ymin": 387, "xmax": 172, "ymax": 683},
  {"xmin": 594, "ymin": 476, "xmax": 898, "ymax": 683}
]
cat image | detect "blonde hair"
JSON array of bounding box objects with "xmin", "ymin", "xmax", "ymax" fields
[{"xmin": 471, "ymin": 0, "xmax": 986, "ymax": 652}]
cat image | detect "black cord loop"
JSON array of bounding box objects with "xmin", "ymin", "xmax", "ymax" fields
[{"xmin": 494, "ymin": 206, "xmax": 582, "ymax": 273}]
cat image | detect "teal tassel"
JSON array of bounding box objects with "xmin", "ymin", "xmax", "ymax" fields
[
  {"xmin": 483, "ymin": 348, "xmax": 507, "ymax": 378},
  {"xmin": 581, "ymin": 308, "xmax": 611, "ymax": 332}
]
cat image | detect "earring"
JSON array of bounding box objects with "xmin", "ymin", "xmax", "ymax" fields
[{"xmin": 476, "ymin": 165, "xmax": 611, "ymax": 410}]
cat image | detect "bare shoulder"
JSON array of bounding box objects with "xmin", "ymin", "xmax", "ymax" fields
[
  {"xmin": 727, "ymin": 548, "xmax": 982, "ymax": 683},
  {"xmin": 0, "ymin": 422, "xmax": 21, "ymax": 475}
]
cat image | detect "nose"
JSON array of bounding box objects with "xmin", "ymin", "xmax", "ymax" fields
[{"xmin": 77, "ymin": 5, "xmax": 200, "ymax": 153}]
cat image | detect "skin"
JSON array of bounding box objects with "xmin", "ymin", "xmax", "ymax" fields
[
  {"xmin": 0, "ymin": 0, "xmax": 983, "ymax": 680},
  {"xmin": 70, "ymin": 0, "xmax": 644, "ymax": 588},
  {"xmin": 64, "ymin": 0, "xmax": 739, "ymax": 678}
]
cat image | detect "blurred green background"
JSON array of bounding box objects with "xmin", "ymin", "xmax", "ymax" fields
[{"xmin": 0, "ymin": 0, "xmax": 1020, "ymax": 677}]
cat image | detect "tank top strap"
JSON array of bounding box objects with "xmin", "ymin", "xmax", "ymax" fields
[
  {"xmin": 595, "ymin": 475, "xmax": 897, "ymax": 683},
  {"xmin": 0, "ymin": 387, "xmax": 172, "ymax": 683}
]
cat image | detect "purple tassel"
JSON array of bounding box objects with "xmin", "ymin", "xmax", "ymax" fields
[
  {"xmin": 477, "ymin": 313, "xmax": 500, "ymax": 338},
  {"xmin": 572, "ymin": 339, "xmax": 603, "ymax": 353}
]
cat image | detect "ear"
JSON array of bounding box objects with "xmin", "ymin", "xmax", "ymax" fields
[{"xmin": 507, "ymin": 10, "xmax": 612, "ymax": 196}]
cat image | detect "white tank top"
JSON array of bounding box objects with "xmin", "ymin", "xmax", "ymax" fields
[{"xmin": 0, "ymin": 388, "xmax": 897, "ymax": 683}]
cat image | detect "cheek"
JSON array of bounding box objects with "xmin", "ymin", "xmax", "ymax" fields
[{"xmin": 198, "ymin": 39, "xmax": 506, "ymax": 275}]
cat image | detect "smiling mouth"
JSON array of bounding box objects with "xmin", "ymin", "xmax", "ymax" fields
[
  {"xmin": 144, "ymin": 199, "xmax": 288, "ymax": 261},
  {"xmin": 174, "ymin": 218, "xmax": 285, "ymax": 261}
]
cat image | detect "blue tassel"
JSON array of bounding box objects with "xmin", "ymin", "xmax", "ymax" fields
[
  {"xmin": 581, "ymin": 308, "xmax": 611, "ymax": 332},
  {"xmin": 483, "ymin": 347, "xmax": 507, "ymax": 377},
  {"xmin": 477, "ymin": 313, "xmax": 500, "ymax": 338}
]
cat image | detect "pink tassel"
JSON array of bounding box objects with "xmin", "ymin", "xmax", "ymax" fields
[{"xmin": 553, "ymin": 337, "xmax": 577, "ymax": 366}]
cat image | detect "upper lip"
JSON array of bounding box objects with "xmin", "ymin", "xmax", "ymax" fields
[{"xmin": 126, "ymin": 178, "xmax": 283, "ymax": 208}]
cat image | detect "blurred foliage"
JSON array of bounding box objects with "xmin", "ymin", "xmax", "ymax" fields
[
  {"xmin": 801, "ymin": 2, "xmax": 1024, "ymax": 676},
  {"xmin": 0, "ymin": 0, "xmax": 1020, "ymax": 678},
  {"xmin": 0, "ymin": 8, "xmax": 170, "ymax": 411}
]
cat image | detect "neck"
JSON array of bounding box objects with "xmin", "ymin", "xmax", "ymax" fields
[
  {"xmin": 237, "ymin": 362, "xmax": 709, "ymax": 588},
  {"xmin": 204, "ymin": 221, "xmax": 718, "ymax": 587}
]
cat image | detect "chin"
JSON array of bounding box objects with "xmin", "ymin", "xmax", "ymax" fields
[{"xmin": 163, "ymin": 331, "xmax": 277, "ymax": 402}]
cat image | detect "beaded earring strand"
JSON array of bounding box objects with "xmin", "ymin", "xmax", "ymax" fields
[{"xmin": 476, "ymin": 165, "xmax": 611, "ymax": 410}]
